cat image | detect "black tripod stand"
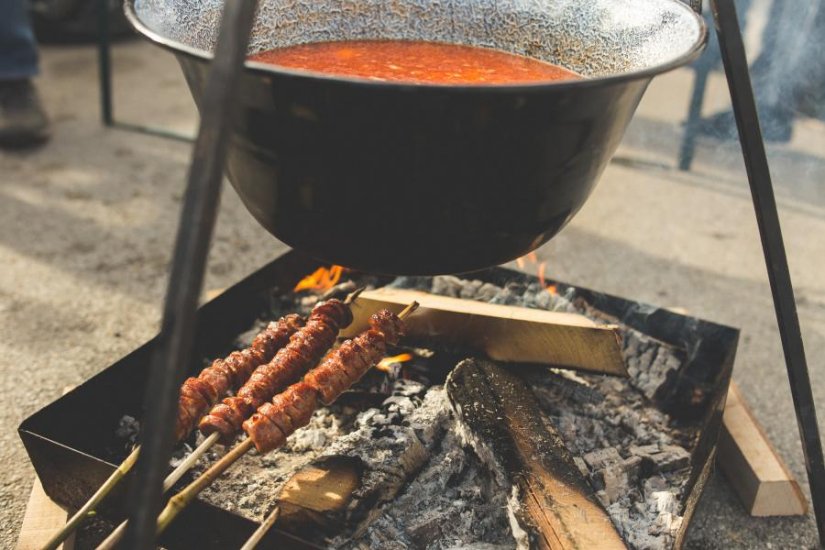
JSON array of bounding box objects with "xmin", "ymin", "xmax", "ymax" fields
[{"xmin": 120, "ymin": 0, "xmax": 825, "ymax": 547}]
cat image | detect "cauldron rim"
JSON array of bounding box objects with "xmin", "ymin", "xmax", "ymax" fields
[{"xmin": 124, "ymin": 0, "xmax": 707, "ymax": 93}]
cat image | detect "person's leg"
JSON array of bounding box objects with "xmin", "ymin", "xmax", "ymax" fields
[
  {"xmin": 0, "ymin": 0, "xmax": 40, "ymax": 79},
  {"xmin": 0, "ymin": 0, "xmax": 50, "ymax": 147},
  {"xmin": 698, "ymin": 0, "xmax": 811, "ymax": 143},
  {"xmin": 793, "ymin": 0, "xmax": 825, "ymax": 120}
]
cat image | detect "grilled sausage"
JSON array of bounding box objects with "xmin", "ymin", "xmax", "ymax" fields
[
  {"xmin": 244, "ymin": 309, "xmax": 406, "ymax": 453},
  {"xmin": 173, "ymin": 314, "xmax": 304, "ymax": 441},
  {"xmin": 199, "ymin": 299, "xmax": 353, "ymax": 444}
]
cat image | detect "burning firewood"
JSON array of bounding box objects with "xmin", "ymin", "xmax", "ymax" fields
[
  {"xmin": 343, "ymin": 287, "xmax": 627, "ymax": 376},
  {"xmin": 150, "ymin": 303, "xmax": 420, "ymax": 538},
  {"xmin": 446, "ymin": 358, "xmax": 626, "ymax": 549}
]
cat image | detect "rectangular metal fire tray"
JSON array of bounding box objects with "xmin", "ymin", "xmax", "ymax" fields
[{"xmin": 19, "ymin": 250, "xmax": 739, "ymax": 548}]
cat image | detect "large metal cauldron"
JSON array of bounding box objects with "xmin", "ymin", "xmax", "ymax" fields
[{"xmin": 126, "ymin": 0, "xmax": 705, "ymax": 275}]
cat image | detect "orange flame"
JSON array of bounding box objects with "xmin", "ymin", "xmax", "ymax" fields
[
  {"xmin": 293, "ymin": 265, "xmax": 344, "ymax": 292},
  {"xmin": 375, "ymin": 353, "xmax": 414, "ymax": 373},
  {"xmin": 537, "ymin": 262, "xmax": 547, "ymax": 287},
  {"xmin": 546, "ymin": 284, "xmax": 558, "ymax": 296}
]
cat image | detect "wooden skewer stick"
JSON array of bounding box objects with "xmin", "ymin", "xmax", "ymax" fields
[
  {"xmin": 155, "ymin": 302, "xmax": 419, "ymax": 538},
  {"xmin": 94, "ymin": 431, "xmax": 221, "ymax": 550},
  {"xmin": 239, "ymin": 506, "xmax": 281, "ymax": 550},
  {"xmin": 343, "ymin": 286, "xmax": 365, "ymax": 305},
  {"xmin": 156, "ymin": 438, "xmax": 256, "ymax": 536},
  {"xmin": 42, "ymin": 446, "xmax": 140, "ymax": 550}
]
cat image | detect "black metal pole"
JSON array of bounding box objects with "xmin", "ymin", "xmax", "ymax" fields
[
  {"xmin": 97, "ymin": 0, "xmax": 113, "ymax": 126},
  {"xmin": 678, "ymin": 61, "xmax": 711, "ymax": 171},
  {"xmin": 121, "ymin": 1, "xmax": 259, "ymax": 547},
  {"xmin": 710, "ymin": 0, "xmax": 825, "ymax": 544}
]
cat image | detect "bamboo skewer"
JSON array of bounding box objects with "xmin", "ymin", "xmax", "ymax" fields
[
  {"xmin": 239, "ymin": 506, "xmax": 281, "ymax": 550},
  {"xmin": 42, "ymin": 446, "xmax": 140, "ymax": 550},
  {"xmin": 94, "ymin": 431, "xmax": 221, "ymax": 550},
  {"xmin": 154, "ymin": 302, "xmax": 419, "ymax": 538},
  {"xmin": 156, "ymin": 438, "xmax": 256, "ymax": 536}
]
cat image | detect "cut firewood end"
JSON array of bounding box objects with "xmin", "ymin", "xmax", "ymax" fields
[
  {"xmin": 344, "ymin": 288, "xmax": 627, "ymax": 377},
  {"xmin": 718, "ymin": 382, "xmax": 807, "ymax": 517},
  {"xmin": 16, "ymin": 387, "xmax": 76, "ymax": 550},
  {"xmin": 446, "ymin": 358, "xmax": 626, "ymax": 549},
  {"xmin": 15, "ymin": 478, "xmax": 73, "ymax": 550}
]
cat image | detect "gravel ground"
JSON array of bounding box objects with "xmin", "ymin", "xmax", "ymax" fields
[{"xmin": 1, "ymin": 35, "xmax": 823, "ymax": 549}]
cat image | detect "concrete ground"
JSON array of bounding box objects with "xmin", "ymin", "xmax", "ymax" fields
[{"xmin": 2, "ymin": 28, "xmax": 824, "ymax": 550}]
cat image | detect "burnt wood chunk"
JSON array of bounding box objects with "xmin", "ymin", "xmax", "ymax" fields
[
  {"xmin": 275, "ymin": 456, "xmax": 363, "ymax": 537},
  {"xmin": 342, "ymin": 288, "xmax": 627, "ymax": 377},
  {"xmin": 446, "ymin": 358, "xmax": 626, "ymax": 550}
]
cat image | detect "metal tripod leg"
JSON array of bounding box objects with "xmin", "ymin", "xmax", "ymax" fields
[
  {"xmin": 710, "ymin": 0, "xmax": 825, "ymax": 544},
  {"xmin": 96, "ymin": 0, "xmax": 194, "ymax": 141},
  {"xmin": 121, "ymin": 1, "xmax": 259, "ymax": 547}
]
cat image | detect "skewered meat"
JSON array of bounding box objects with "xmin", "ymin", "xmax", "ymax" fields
[
  {"xmin": 199, "ymin": 299, "xmax": 353, "ymax": 443},
  {"xmin": 173, "ymin": 314, "xmax": 304, "ymax": 441},
  {"xmin": 243, "ymin": 309, "xmax": 406, "ymax": 453}
]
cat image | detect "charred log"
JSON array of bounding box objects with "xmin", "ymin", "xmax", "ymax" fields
[{"xmin": 446, "ymin": 358, "xmax": 626, "ymax": 550}]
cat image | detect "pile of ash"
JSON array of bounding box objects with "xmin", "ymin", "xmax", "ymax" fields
[{"xmin": 391, "ymin": 275, "xmax": 696, "ymax": 548}]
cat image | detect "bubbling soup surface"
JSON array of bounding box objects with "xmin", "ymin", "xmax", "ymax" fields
[{"xmin": 249, "ymin": 40, "xmax": 582, "ymax": 85}]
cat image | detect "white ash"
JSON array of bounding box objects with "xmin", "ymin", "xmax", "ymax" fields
[
  {"xmin": 348, "ymin": 391, "xmax": 515, "ymax": 550},
  {"xmin": 397, "ymin": 275, "xmax": 695, "ymax": 549},
  {"xmin": 326, "ymin": 382, "xmax": 449, "ymax": 545}
]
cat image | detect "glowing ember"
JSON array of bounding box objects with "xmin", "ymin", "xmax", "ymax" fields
[
  {"xmin": 293, "ymin": 265, "xmax": 344, "ymax": 292},
  {"xmin": 546, "ymin": 284, "xmax": 558, "ymax": 296},
  {"xmin": 375, "ymin": 353, "xmax": 414, "ymax": 373}
]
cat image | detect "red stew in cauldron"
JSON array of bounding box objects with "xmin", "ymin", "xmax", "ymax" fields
[{"xmin": 249, "ymin": 40, "xmax": 581, "ymax": 85}]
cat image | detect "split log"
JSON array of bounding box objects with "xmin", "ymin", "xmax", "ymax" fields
[
  {"xmin": 446, "ymin": 358, "xmax": 626, "ymax": 549},
  {"xmin": 344, "ymin": 288, "xmax": 627, "ymax": 377},
  {"xmin": 718, "ymin": 383, "xmax": 807, "ymax": 516}
]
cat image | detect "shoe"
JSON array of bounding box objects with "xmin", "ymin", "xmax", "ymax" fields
[
  {"xmin": 696, "ymin": 105, "xmax": 793, "ymax": 144},
  {"xmin": 796, "ymin": 90, "xmax": 825, "ymax": 122},
  {"xmin": 0, "ymin": 79, "xmax": 50, "ymax": 148}
]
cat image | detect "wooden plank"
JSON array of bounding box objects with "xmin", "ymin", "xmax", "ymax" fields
[
  {"xmin": 447, "ymin": 358, "xmax": 626, "ymax": 549},
  {"xmin": 343, "ymin": 288, "xmax": 627, "ymax": 377},
  {"xmin": 717, "ymin": 382, "xmax": 807, "ymax": 516},
  {"xmin": 15, "ymin": 477, "xmax": 74, "ymax": 550}
]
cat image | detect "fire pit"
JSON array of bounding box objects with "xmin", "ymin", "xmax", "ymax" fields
[{"xmin": 20, "ymin": 250, "xmax": 738, "ymax": 548}]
